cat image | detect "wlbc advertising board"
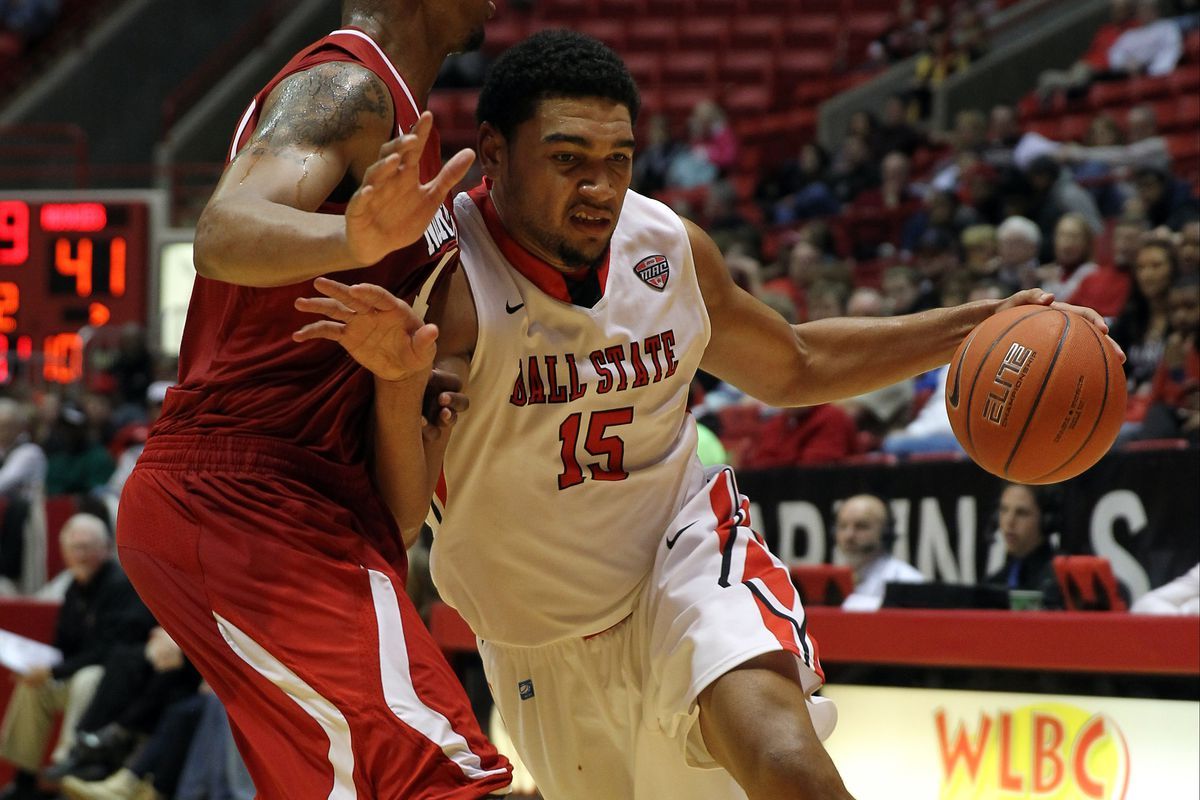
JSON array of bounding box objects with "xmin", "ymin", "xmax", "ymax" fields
[{"xmin": 822, "ymin": 685, "xmax": 1198, "ymax": 799}]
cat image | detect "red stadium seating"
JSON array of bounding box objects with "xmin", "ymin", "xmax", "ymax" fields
[
  {"xmin": 625, "ymin": 18, "xmax": 676, "ymax": 51},
  {"xmin": 789, "ymin": 565, "xmax": 856, "ymax": 606},
  {"xmin": 662, "ymin": 51, "xmax": 718, "ymax": 86},
  {"xmin": 729, "ymin": 16, "xmax": 783, "ymax": 52},
  {"xmin": 1053, "ymin": 556, "xmax": 1127, "ymax": 612},
  {"xmin": 429, "ymin": 601, "xmax": 477, "ymax": 654},
  {"xmin": 578, "ymin": 18, "xmax": 628, "ymax": 49},
  {"xmin": 678, "ymin": 16, "xmax": 729, "ymax": 52},
  {"xmin": 0, "ymin": 599, "xmax": 60, "ymax": 785}
]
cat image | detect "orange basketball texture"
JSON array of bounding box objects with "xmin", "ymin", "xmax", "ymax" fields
[{"xmin": 945, "ymin": 306, "xmax": 1127, "ymax": 484}]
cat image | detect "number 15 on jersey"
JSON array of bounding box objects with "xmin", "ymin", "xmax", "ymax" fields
[{"xmin": 557, "ymin": 408, "xmax": 634, "ymax": 491}]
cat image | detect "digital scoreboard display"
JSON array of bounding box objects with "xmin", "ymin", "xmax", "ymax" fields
[{"xmin": 0, "ymin": 198, "xmax": 149, "ymax": 385}]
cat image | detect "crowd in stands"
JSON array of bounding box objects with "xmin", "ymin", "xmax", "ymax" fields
[
  {"xmin": 648, "ymin": 0, "xmax": 1200, "ymax": 471},
  {"xmin": 0, "ymin": 326, "xmax": 259, "ymax": 799},
  {"xmin": 0, "ymin": 0, "xmax": 59, "ymax": 53},
  {"xmin": 1, "ymin": 0, "xmax": 1198, "ymax": 793}
]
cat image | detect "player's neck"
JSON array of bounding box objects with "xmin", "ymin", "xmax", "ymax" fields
[
  {"xmin": 344, "ymin": 13, "xmax": 444, "ymax": 107},
  {"xmin": 487, "ymin": 189, "xmax": 585, "ymax": 276}
]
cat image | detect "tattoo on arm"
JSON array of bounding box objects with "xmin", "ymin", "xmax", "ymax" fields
[{"xmin": 245, "ymin": 62, "xmax": 393, "ymax": 159}]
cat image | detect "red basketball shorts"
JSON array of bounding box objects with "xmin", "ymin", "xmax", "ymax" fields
[{"xmin": 116, "ymin": 435, "xmax": 511, "ymax": 799}]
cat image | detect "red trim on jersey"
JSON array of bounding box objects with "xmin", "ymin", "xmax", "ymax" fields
[
  {"xmin": 744, "ymin": 540, "xmax": 803, "ymax": 658},
  {"xmin": 808, "ymin": 634, "xmax": 826, "ymax": 682},
  {"xmin": 435, "ymin": 469, "xmax": 448, "ymax": 507},
  {"xmin": 707, "ymin": 470, "xmax": 737, "ymax": 558},
  {"xmin": 467, "ymin": 182, "xmax": 610, "ymax": 305}
]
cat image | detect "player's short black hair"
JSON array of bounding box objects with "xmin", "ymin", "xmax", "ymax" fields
[{"xmin": 476, "ymin": 29, "xmax": 640, "ymax": 139}]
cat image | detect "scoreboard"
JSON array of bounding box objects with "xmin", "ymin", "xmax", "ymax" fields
[{"xmin": 0, "ymin": 197, "xmax": 152, "ymax": 385}]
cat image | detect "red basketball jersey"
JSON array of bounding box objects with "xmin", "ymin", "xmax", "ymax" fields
[{"xmin": 156, "ymin": 28, "xmax": 458, "ymax": 464}]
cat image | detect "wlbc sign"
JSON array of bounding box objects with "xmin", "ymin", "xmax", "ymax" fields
[{"xmin": 936, "ymin": 703, "xmax": 1129, "ymax": 799}]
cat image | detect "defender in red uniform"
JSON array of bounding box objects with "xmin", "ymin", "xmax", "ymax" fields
[{"xmin": 114, "ymin": 2, "xmax": 511, "ymax": 798}]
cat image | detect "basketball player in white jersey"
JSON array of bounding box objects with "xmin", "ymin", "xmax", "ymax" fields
[{"xmin": 294, "ymin": 30, "xmax": 1119, "ymax": 800}]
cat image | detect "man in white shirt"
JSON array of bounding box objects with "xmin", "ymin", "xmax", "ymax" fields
[
  {"xmin": 834, "ymin": 494, "xmax": 926, "ymax": 611},
  {"xmin": 1131, "ymin": 564, "xmax": 1200, "ymax": 615},
  {"xmin": 1107, "ymin": 0, "xmax": 1183, "ymax": 77},
  {"xmin": 0, "ymin": 399, "xmax": 46, "ymax": 502},
  {"xmin": 0, "ymin": 398, "xmax": 47, "ymax": 595}
]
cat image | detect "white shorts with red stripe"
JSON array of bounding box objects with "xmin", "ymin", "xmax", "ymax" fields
[{"xmin": 478, "ymin": 466, "xmax": 835, "ymax": 800}]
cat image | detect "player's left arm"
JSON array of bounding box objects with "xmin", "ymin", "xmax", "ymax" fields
[
  {"xmin": 688, "ymin": 219, "xmax": 1118, "ymax": 407},
  {"xmin": 293, "ymin": 277, "xmax": 440, "ymax": 542}
]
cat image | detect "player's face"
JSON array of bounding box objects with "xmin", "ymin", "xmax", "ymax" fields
[
  {"xmin": 1168, "ymin": 285, "xmax": 1200, "ymax": 335},
  {"xmin": 444, "ymin": 0, "xmax": 494, "ymax": 53},
  {"xmin": 834, "ymin": 498, "xmax": 886, "ymax": 568},
  {"xmin": 485, "ymin": 97, "xmax": 635, "ymax": 271},
  {"xmin": 61, "ymin": 529, "xmax": 108, "ymax": 584},
  {"xmin": 997, "ymin": 485, "xmax": 1042, "ymax": 559},
  {"xmin": 1179, "ymin": 223, "xmax": 1200, "ymax": 270},
  {"xmin": 1053, "ymin": 218, "xmax": 1089, "ymax": 267},
  {"xmin": 1135, "ymin": 247, "xmax": 1172, "ymax": 299}
]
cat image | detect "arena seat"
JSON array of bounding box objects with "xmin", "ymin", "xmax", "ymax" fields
[
  {"xmin": 729, "ymin": 16, "xmax": 783, "ymax": 52},
  {"xmin": 678, "ymin": 16, "xmax": 729, "ymax": 52},
  {"xmin": 1126, "ymin": 74, "xmax": 1173, "ymax": 101},
  {"xmin": 1168, "ymin": 67, "xmax": 1200, "ymax": 96},
  {"xmin": 1057, "ymin": 113, "xmax": 1090, "ymax": 144},
  {"xmin": 662, "ymin": 51, "xmax": 718, "ymax": 86},
  {"xmin": 539, "ymin": 0, "xmax": 594, "ymax": 21},
  {"xmin": 429, "ymin": 601, "xmax": 477, "ymax": 654},
  {"xmin": 625, "ymin": 18, "xmax": 675, "ymax": 51},
  {"xmin": 721, "ymin": 50, "xmax": 775, "ymax": 87},
  {"xmin": 43, "ymin": 495, "xmax": 79, "ymax": 580},
  {"xmin": 577, "ymin": 18, "xmax": 628, "ymax": 49},
  {"xmin": 782, "ymin": 15, "xmax": 838, "ymax": 50},
  {"xmin": 622, "ymin": 51, "xmax": 663, "ymax": 87},
  {"xmin": 789, "ymin": 564, "xmax": 855, "ymax": 607},
  {"xmin": 779, "ymin": 52, "xmax": 836, "ymax": 90},
  {"xmin": 1087, "ymin": 81, "xmax": 1129, "ymax": 110},
  {"xmin": 723, "ymin": 85, "xmax": 773, "ymax": 116},
  {"xmin": 1053, "ymin": 556, "xmax": 1127, "ymax": 612},
  {"xmin": 0, "ymin": 599, "xmax": 61, "ymax": 785}
]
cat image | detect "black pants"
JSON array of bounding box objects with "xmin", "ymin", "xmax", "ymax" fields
[
  {"xmin": 78, "ymin": 644, "xmax": 202, "ymax": 734},
  {"xmin": 131, "ymin": 692, "xmax": 206, "ymax": 797}
]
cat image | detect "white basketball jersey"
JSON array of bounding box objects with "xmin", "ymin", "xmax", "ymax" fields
[{"xmin": 429, "ymin": 187, "xmax": 711, "ymax": 646}]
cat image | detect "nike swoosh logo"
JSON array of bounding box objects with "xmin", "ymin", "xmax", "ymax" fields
[
  {"xmin": 665, "ymin": 521, "xmax": 697, "ymax": 549},
  {"xmin": 505, "ymin": 302, "xmax": 525, "ymax": 314},
  {"xmin": 948, "ymin": 331, "xmax": 975, "ymax": 408}
]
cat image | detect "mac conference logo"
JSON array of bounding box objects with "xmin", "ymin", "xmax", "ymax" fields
[
  {"xmin": 936, "ymin": 703, "xmax": 1129, "ymax": 799},
  {"xmin": 633, "ymin": 254, "xmax": 670, "ymax": 291}
]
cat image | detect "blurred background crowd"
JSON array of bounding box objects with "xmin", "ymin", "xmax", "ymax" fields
[{"xmin": 1, "ymin": 0, "xmax": 1198, "ymax": 798}]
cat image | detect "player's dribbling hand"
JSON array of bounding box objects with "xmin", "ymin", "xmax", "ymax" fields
[
  {"xmin": 344, "ymin": 111, "xmax": 475, "ymax": 266},
  {"xmin": 997, "ymin": 288, "xmax": 1126, "ymax": 363},
  {"xmin": 293, "ymin": 278, "xmax": 437, "ymax": 382}
]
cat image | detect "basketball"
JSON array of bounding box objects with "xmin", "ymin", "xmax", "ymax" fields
[{"xmin": 945, "ymin": 306, "xmax": 1127, "ymax": 484}]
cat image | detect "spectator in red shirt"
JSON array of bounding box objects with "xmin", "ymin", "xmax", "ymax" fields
[
  {"xmin": 1038, "ymin": 212, "xmax": 1099, "ymax": 300},
  {"xmin": 1069, "ymin": 217, "xmax": 1146, "ymax": 318},
  {"xmin": 741, "ymin": 404, "xmax": 859, "ymax": 469}
]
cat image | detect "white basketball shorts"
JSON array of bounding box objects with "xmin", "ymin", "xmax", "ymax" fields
[{"xmin": 478, "ymin": 466, "xmax": 835, "ymax": 800}]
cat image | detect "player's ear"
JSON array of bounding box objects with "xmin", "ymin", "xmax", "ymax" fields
[{"xmin": 476, "ymin": 122, "xmax": 505, "ymax": 178}]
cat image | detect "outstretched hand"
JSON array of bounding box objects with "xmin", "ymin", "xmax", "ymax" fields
[
  {"xmin": 293, "ymin": 277, "xmax": 437, "ymax": 382},
  {"xmin": 344, "ymin": 111, "xmax": 475, "ymax": 266},
  {"xmin": 997, "ymin": 288, "xmax": 1126, "ymax": 363}
]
